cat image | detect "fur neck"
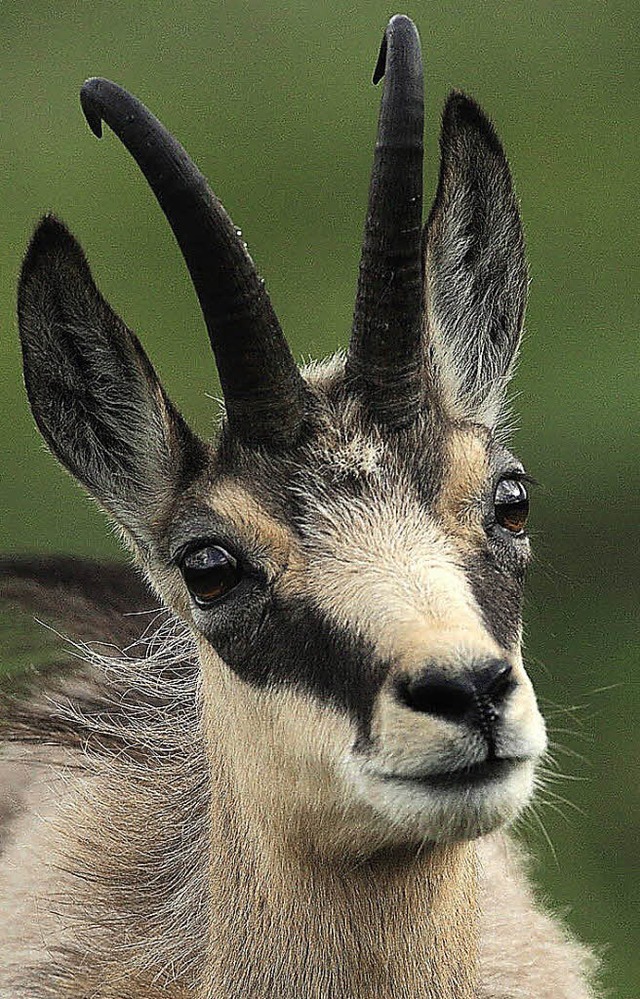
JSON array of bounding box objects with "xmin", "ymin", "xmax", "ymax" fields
[{"xmin": 203, "ymin": 736, "xmax": 480, "ymax": 999}]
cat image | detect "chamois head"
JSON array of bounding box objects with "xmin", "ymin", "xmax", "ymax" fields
[{"xmin": 17, "ymin": 15, "xmax": 546, "ymax": 854}]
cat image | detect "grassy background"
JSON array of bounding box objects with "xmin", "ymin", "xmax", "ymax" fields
[{"xmin": 1, "ymin": 1, "xmax": 637, "ymax": 993}]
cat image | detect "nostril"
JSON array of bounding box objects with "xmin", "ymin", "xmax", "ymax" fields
[
  {"xmin": 395, "ymin": 660, "xmax": 516, "ymax": 723},
  {"xmin": 477, "ymin": 659, "xmax": 514, "ymax": 705},
  {"xmin": 396, "ymin": 673, "xmax": 476, "ymax": 721}
]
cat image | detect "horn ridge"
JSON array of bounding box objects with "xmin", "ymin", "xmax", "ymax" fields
[
  {"xmin": 80, "ymin": 77, "xmax": 308, "ymax": 445},
  {"xmin": 347, "ymin": 14, "xmax": 425, "ymax": 427}
]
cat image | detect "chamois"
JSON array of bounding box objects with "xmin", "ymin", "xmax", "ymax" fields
[{"xmin": 0, "ymin": 15, "xmax": 599, "ymax": 999}]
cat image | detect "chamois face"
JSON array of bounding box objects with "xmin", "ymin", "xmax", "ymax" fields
[
  {"xmin": 147, "ymin": 370, "xmax": 545, "ymax": 852},
  {"xmin": 17, "ymin": 17, "xmax": 547, "ymax": 853}
]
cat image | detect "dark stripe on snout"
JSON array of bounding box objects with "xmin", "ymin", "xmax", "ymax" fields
[
  {"xmin": 464, "ymin": 549, "xmax": 525, "ymax": 651},
  {"xmin": 203, "ymin": 594, "xmax": 389, "ymax": 737}
]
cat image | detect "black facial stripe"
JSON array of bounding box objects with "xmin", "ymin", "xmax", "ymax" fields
[
  {"xmin": 464, "ymin": 548, "xmax": 525, "ymax": 650},
  {"xmin": 203, "ymin": 595, "xmax": 388, "ymax": 738}
]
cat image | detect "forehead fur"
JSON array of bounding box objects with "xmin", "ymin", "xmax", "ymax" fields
[
  {"xmin": 180, "ymin": 356, "xmax": 501, "ymax": 627},
  {"xmin": 207, "ymin": 353, "xmax": 495, "ymax": 530}
]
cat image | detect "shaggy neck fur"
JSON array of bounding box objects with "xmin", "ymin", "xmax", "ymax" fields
[{"xmin": 201, "ymin": 711, "xmax": 479, "ymax": 999}]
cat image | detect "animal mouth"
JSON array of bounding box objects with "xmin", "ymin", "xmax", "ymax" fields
[{"xmin": 381, "ymin": 757, "xmax": 523, "ymax": 791}]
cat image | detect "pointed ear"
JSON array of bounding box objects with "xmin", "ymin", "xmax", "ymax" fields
[
  {"xmin": 423, "ymin": 92, "xmax": 528, "ymax": 426},
  {"xmin": 17, "ymin": 216, "xmax": 207, "ymax": 548}
]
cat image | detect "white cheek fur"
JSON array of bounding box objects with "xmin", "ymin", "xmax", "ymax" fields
[{"xmin": 343, "ymin": 755, "xmax": 539, "ymax": 845}]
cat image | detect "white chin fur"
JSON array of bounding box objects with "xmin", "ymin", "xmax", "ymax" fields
[{"xmin": 345, "ymin": 758, "xmax": 537, "ymax": 845}]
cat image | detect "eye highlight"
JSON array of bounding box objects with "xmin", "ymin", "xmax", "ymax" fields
[
  {"xmin": 179, "ymin": 544, "xmax": 242, "ymax": 607},
  {"xmin": 494, "ymin": 478, "xmax": 530, "ymax": 535}
]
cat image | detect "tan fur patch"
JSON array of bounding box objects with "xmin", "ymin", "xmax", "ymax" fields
[
  {"xmin": 435, "ymin": 425, "xmax": 489, "ymax": 545},
  {"xmin": 206, "ymin": 479, "xmax": 306, "ymax": 574},
  {"xmin": 200, "ymin": 661, "xmax": 359, "ymax": 857}
]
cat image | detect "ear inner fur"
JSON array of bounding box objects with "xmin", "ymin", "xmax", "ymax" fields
[
  {"xmin": 423, "ymin": 91, "xmax": 528, "ymax": 427},
  {"xmin": 17, "ymin": 215, "xmax": 207, "ymax": 548}
]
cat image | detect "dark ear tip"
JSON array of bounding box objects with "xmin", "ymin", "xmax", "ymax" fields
[
  {"xmin": 23, "ymin": 214, "xmax": 74, "ymax": 266},
  {"xmin": 442, "ymin": 90, "xmax": 503, "ymax": 156},
  {"xmin": 19, "ymin": 216, "xmax": 88, "ymax": 301},
  {"xmin": 443, "ymin": 90, "xmax": 488, "ymax": 129},
  {"xmin": 24, "ymin": 213, "xmax": 80, "ymax": 259},
  {"xmin": 29, "ymin": 212, "xmax": 72, "ymax": 241}
]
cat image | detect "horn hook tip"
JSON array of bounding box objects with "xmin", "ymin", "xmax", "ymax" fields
[
  {"xmin": 372, "ymin": 30, "xmax": 387, "ymax": 85},
  {"xmin": 80, "ymin": 78, "xmax": 106, "ymax": 138},
  {"xmin": 372, "ymin": 14, "xmax": 419, "ymax": 85}
]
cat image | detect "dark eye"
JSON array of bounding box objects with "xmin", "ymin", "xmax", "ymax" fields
[
  {"xmin": 180, "ymin": 545, "xmax": 242, "ymax": 606},
  {"xmin": 494, "ymin": 478, "xmax": 529, "ymax": 535}
]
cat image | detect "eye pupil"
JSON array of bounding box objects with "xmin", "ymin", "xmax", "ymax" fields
[
  {"xmin": 180, "ymin": 545, "xmax": 241, "ymax": 606},
  {"xmin": 494, "ymin": 478, "xmax": 529, "ymax": 535}
]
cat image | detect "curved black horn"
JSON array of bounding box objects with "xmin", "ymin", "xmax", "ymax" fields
[
  {"xmin": 80, "ymin": 78, "xmax": 308, "ymax": 445},
  {"xmin": 347, "ymin": 15, "xmax": 425, "ymax": 427}
]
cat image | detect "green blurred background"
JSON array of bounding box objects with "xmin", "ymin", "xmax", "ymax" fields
[{"xmin": 1, "ymin": 1, "xmax": 637, "ymax": 993}]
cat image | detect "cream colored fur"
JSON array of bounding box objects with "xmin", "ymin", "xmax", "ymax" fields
[
  {"xmin": 0, "ymin": 736, "xmax": 598, "ymax": 998},
  {"xmin": 0, "ymin": 365, "xmax": 600, "ymax": 998}
]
